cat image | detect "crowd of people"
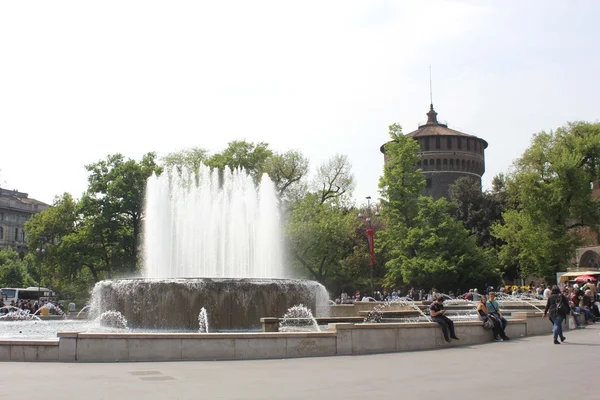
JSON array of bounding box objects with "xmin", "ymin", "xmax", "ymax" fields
[
  {"xmin": 335, "ymin": 279, "xmax": 600, "ymax": 304},
  {"xmin": 0, "ymin": 298, "xmax": 66, "ymax": 315},
  {"xmin": 334, "ymin": 278, "xmax": 599, "ymax": 345}
]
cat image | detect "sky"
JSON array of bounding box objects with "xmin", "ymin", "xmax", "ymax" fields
[{"xmin": 1, "ymin": 1, "xmax": 599, "ymax": 206}]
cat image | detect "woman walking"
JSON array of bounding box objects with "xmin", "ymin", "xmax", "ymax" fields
[{"xmin": 543, "ymin": 285, "xmax": 570, "ymax": 344}]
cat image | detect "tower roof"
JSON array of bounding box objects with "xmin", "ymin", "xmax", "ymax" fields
[
  {"xmin": 404, "ymin": 104, "xmax": 488, "ymax": 148},
  {"xmin": 380, "ymin": 104, "xmax": 488, "ymax": 154}
]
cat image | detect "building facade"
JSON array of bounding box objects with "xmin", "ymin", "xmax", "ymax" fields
[
  {"xmin": 381, "ymin": 104, "xmax": 488, "ymax": 199},
  {"xmin": 0, "ymin": 188, "xmax": 48, "ymax": 257}
]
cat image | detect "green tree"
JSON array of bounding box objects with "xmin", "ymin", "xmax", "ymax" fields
[
  {"xmin": 312, "ymin": 154, "xmax": 355, "ymax": 204},
  {"xmin": 25, "ymin": 193, "xmax": 79, "ymax": 286},
  {"xmin": 379, "ymin": 123, "xmax": 500, "ymax": 291},
  {"xmin": 448, "ymin": 176, "xmax": 506, "ymax": 249},
  {"xmin": 161, "ymin": 147, "xmax": 208, "ymax": 173},
  {"xmin": 26, "ymin": 153, "xmax": 161, "ymax": 286},
  {"xmin": 163, "ymin": 142, "xmax": 310, "ymax": 207},
  {"xmin": 284, "ymin": 152, "xmax": 361, "ymax": 292},
  {"xmin": 0, "ymin": 248, "xmax": 35, "ymax": 288},
  {"xmin": 285, "ymin": 193, "xmax": 360, "ymax": 290},
  {"xmin": 391, "ymin": 197, "xmax": 500, "ymax": 290},
  {"xmin": 264, "ymin": 150, "xmax": 309, "ymax": 204},
  {"xmin": 83, "ymin": 152, "xmax": 162, "ymax": 273},
  {"xmin": 206, "ymin": 140, "xmax": 273, "ymax": 182},
  {"xmin": 492, "ymin": 122, "xmax": 600, "ymax": 280}
]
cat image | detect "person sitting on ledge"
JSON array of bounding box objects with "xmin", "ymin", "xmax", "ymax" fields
[
  {"xmin": 581, "ymin": 290, "xmax": 600, "ymax": 321},
  {"xmin": 486, "ymin": 292, "xmax": 510, "ymax": 340},
  {"xmin": 430, "ymin": 296, "xmax": 459, "ymax": 343},
  {"xmin": 477, "ymin": 295, "xmax": 507, "ymax": 341},
  {"xmin": 563, "ymin": 287, "xmax": 585, "ymax": 329}
]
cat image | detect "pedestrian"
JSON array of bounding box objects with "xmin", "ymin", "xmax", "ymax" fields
[
  {"xmin": 430, "ymin": 296, "xmax": 459, "ymax": 343},
  {"xmin": 543, "ymin": 285, "xmax": 570, "ymax": 344}
]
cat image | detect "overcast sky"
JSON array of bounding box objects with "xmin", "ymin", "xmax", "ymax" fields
[{"xmin": 1, "ymin": 1, "xmax": 598, "ymax": 206}]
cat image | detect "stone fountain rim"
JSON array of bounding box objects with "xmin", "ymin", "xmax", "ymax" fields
[{"xmin": 100, "ymin": 277, "xmax": 322, "ymax": 283}]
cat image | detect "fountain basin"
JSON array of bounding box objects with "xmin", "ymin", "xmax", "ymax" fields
[{"xmin": 90, "ymin": 278, "xmax": 328, "ymax": 331}]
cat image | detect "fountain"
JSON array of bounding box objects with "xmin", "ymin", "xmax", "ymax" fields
[
  {"xmin": 32, "ymin": 302, "xmax": 66, "ymax": 317},
  {"xmin": 90, "ymin": 166, "xmax": 328, "ymax": 331},
  {"xmin": 279, "ymin": 304, "xmax": 321, "ymax": 332},
  {"xmin": 198, "ymin": 307, "xmax": 209, "ymax": 333},
  {"xmin": 97, "ymin": 311, "xmax": 128, "ymax": 329},
  {"xmin": 0, "ymin": 308, "xmax": 41, "ymax": 321},
  {"xmin": 497, "ymin": 293, "xmax": 544, "ymax": 312},
  {"xmin": 76, "ymin": 305, "xmax": 91, "ymax": 318},
  {"xmin": 364, "ymin": 297, "xmax": 432, "ymax": 324}
]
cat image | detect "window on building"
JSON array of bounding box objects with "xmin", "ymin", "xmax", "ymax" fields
[
  {"xmin": 14, "ymin": 228, "xmax": 18, "ymax": 241},
  {"xmin": 449, "ymin": 159, "xmax": 454, "ymax": 169},
  {"xmin": 0, "ymin": 212, "xmax": 4, "ymax": 221},
  {"xmin": 436, "ymin": 159, "xmax": 441, "ymax": 168},
  {"xmin": 426, "ymin": 178, "xmax": 432, "ymax": 188},
  {"xmin": 20, "ymin": 230, "xmax": 25, "ymax": 242},
  {"xmin": 435, "ymin": 136, "xmax": 440, "ymax": 149},
  {"xmin": 475, "ymin": 141, "xmax": 478, "ymax": 151},
  {"xmin": 443, "ymin": 159, "xmax": 448, "ymax": 170},
  {"xmin": 456, "ymin": 159, "xmax": 460, "ymax": 169},
  {"xmin": 467, "ymin": 139, "xmax": 471, "ymax": 150},
  {"xmin": 0, "ymin": 226, "xmax": 3, "ymax": 240},
  {"xmin": 461, "ymin": 160, "xmax": 465, "ymax": 170},
  {"xmin": 425, "ymin": 138, "xmax": 430, "ymax": 151},
  {"xmin": 447, "ymin": 137, "xmax": 452, "ymax": 149},
  {"xmin": 458, "ymin": 138, "xmax": 462, "ymax": 149}
]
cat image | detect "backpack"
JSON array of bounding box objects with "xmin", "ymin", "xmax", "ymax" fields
[{"xmin": 557, "ymin": 296, "xmax": 570, "ymax": 315}]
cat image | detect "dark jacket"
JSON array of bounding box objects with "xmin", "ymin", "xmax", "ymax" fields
[{"xmin": 545, "ymin": 293, "xmax": 569, "ymax": 317}]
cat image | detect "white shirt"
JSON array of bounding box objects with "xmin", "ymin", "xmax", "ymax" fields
[
  {"xmin": 543, "ymin": 288, "xmax": 551, "ymax": 299},
  {"xmin": 68, "ymin": 302, "xmax": 76, "ymax": 312}
]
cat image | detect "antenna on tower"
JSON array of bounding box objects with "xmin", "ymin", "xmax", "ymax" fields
[{"xmin": 429, "ymin": 65, "xmax": 433, "ymax": 106}]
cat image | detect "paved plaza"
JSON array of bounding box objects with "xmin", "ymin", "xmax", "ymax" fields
[{"xmin": 1, "ymin": 325, "xmax": 598, "ymax": 400}]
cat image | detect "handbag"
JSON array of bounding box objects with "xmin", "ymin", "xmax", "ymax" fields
[{"xmin": 482, "ymin": 317, "xmax": 494, "ymax": 330}]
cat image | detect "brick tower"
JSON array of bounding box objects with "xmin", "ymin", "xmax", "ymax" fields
[{"xmin": 381, "ymin": 104, "xmax": 488, "ymax": 199}]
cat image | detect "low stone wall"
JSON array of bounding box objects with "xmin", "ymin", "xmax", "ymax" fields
[
  {"xmin": 333, "ymin": 319, "xmax": 527, "ymax": 355},
  {"xmin": 510, "ymin": 312, "xmax": 578, "ymax": 336},
  {"xmin": 63, "ymin": 332, "xmax": 337, "ymax": 362},
  {"xmin": 0, "ymin": 339, "xmax": 59, "ymax": 361},
  {"xmin": 1, "ymin": 314, "xmax": 556, "ymax": 362}
]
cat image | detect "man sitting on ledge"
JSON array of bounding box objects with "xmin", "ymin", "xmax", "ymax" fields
[{"xmin": 430, "ymin": 296, "xmax": 459, "ymax": 343}]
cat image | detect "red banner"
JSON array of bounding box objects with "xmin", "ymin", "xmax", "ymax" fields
[{"xmin": 367, "ymin": 228, "xmax": 375, "ymax": 267}]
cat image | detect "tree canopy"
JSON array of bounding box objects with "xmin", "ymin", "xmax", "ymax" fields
[
  {"xmin": 25, "ymin": 153, "xmax": 161, "ymax": 285},
  {"xmin": 0, "ymin": 249, "xmax": 35, "ymax": 288},
  {"xmin": 492, "ymin": 122, "xmax": 600, "ymax": 280},
  {"xmin": 379, "ymin": 124, "xmax": 500, "ymax": 291}
]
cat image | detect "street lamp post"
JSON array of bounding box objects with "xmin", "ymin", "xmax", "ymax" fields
[
  {"xmin": 358, "ymin": 196, "xmax": 380, "ymax": 297},
  {"xmin": 36, "ymin": 241, "xmax": 46, "ymax": 301}
]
